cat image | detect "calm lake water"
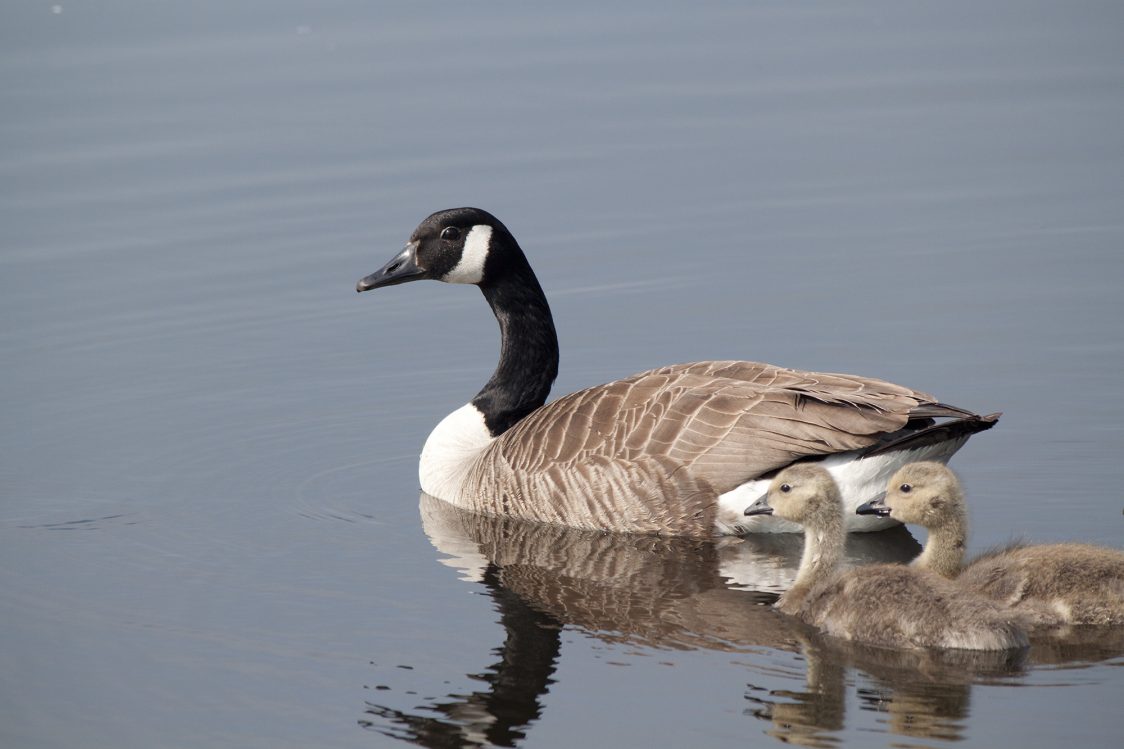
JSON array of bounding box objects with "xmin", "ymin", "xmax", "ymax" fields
[{"xmin": 2, "ymin": 2, "xmax": 1123, "ymax": 747}]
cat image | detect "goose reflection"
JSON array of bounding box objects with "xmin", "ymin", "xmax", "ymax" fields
[
  {"xmin": 360, "ymin": 494, "xmax": 1122, "ymax": 748},
  {"xmin": 360, "ymin": 563, "xmax": 560, "ymax": 748},
  {"xmin": 364, "ymin": 493, "xmax": 911, "ymax": 747},
  {"xmin": 417, "ymin": 493, "xmax": 923, "ymax": 652}
]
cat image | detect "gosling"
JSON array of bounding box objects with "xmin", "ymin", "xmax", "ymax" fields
[
  {"xmin": 857, "ymin": 461, "xmax": 1124, "ymax": 628},
  {"xmin": 745, "ymin": 464, "xmax": 1028, "ymax": 651}
]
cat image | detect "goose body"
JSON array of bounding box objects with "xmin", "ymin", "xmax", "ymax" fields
[
  {"xmin": 357, "ymin": 207, "xmax": 999, "ymax": 536},
  {"xmin": 859, "ymin": 462, "xmax": 1124, "ymax": 628},
  {"xmin": 745, "ymin": 465, "xmax": 1029, "ymax": 651}
]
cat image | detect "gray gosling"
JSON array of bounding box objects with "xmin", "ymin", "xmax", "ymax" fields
[
  {"xmin": 745, "ymin": 464, "xmax": 1029, "ymax": 651},
  {"xmin": 858, "ymin": 461, "xmax": 1124, "ymax": 629}
]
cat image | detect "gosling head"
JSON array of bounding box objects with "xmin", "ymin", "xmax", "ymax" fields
[
  {"xmin": 356, "ymin": 207, "xmax": 523, "ymax": 292},
  {"xmin": 744, "ymin": 464, "xmax": 843, "ymax": 525},
  {"xmin": 856, "ymin": 461, "xmax": 966, "ymax": 529}
]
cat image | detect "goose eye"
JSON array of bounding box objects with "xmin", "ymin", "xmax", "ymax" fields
[
  {"xmin": 440, "ymin": 226, "xmax": 461, "ymax": 241},
  {"xmin": 899, "ymin": 483, "xmax": 912, "ymax": 493},
  {"xmin": 779, "ymin": 483, "xmax": 791, "ymax": 493}
]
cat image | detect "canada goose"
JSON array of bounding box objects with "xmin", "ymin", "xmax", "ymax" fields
[
  {"xmin": 356, "ymin": 207, "xmax": 999, "ymax": 536},
  {"xmin": 744, "ymin": 464, "xmax": 1028, "ymax": 650},
  {"xmin": 858, "ymin": 462, "xmax": 1124, "ymax": 628}
]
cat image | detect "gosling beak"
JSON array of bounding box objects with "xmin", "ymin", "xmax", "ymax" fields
[
  {"xmin": 744, "ymin": 495, "xmax": 774, "ymax": 517},
  {"xmin": 855, "ymin": 492, "xmax": 889, "ymax": 517},
  {"xmin": 357, "ymin": 241, "xmax": 425, "ymax": 292}
]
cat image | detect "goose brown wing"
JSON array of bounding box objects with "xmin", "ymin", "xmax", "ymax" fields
[{"xmin": 490, "ymin": 361, "xmax": 954, "ymax": 494}]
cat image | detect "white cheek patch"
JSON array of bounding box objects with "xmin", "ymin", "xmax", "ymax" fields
[{"xmin": 441, "ymin": 224, "xmax": 492, "ymax": 284}]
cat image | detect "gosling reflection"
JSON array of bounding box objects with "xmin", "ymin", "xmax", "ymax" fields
[
  {"xmin": 740, "ymin": 604, "xmax": 1124, "ymax": 746},
  {"xmin": 847, "ymin": 641, "xmax": 1025, "ymax": 743},
  {"xmin": 746, "ymin": 635, "xmax": 1027, "ymax": 747},
  {"xmin": 744, "ymin": 636, "xmax": 845, "ymax": 749}
]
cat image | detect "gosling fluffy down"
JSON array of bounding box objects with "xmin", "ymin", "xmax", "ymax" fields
[
  {"xmin": 860, "ymin": 461, "xmax": 1124, "ymax": 629},
  {"xmin": 745, "ymin": 464, "xmax": 1028, "ymax": 651}
]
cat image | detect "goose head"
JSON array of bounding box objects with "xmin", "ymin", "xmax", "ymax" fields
[
  {"xmin": 357, "ymin": 207, "xmax": 523, "ymax": 292},
  {"xmin": 744, "ymin": 464, "xmax": 843, "ymax": 526},
  {"xmin": 857, "ymin": 461, "xmax": 966, "ymax": 528}
]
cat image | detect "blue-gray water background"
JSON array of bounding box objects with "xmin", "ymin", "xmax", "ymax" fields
[{"xmin": 2, "ymin": 2, "xmax": 1123, "ymax": 747}]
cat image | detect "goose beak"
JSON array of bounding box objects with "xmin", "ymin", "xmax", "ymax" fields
[
  {"xmin": 744, "ymin": 495, "xmax": 773, "ymax": 517},
  {"xmin": 855, "ymin": 492, "xmax": 889, "ymax": 517},
  {"xmin": 357, "ymin": 241, "xmax": 425, "ymax": 292}
]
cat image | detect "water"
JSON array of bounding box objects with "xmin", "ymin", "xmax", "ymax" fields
[{"xmin": 2, "ymin": 2, "xmax": 1123, "ymax": 747}]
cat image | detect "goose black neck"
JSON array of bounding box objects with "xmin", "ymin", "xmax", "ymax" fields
[{"xmin": 472, "ymin": 260, "xmax": 559, "ymax": 437}]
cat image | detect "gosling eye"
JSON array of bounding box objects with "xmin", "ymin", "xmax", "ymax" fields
[
  {"xmin": 779, "ymin": 483, "xmax": 791, "ymax": 493},
  {"xmin": 440, "ymin": 226, "xmax": 461, "ymax": 241},
  {"xmin": 899, "ymin": 483, "xmax": 912, "ymax": 494}
]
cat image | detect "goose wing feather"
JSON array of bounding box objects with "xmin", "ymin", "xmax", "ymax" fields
[
  {"xmin": 492, "ymin": 361, "xmax": 941, "ymax": 492},
  {"xmin": 462, "ymin": 362, "xmax": 964, "ymax": 534}
]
